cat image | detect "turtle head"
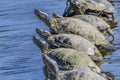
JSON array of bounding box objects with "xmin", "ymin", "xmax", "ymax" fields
[
  {"xmin": 63, "ymin": 5, "xmax": 75, "ymax": 17},
  {"xmin": 34, "ymin": 9, "xmax": 51, "ymax": 27},
  {"xmin": 33, "ymin": 36, "xmax": 48, "ymax": 54},
  {"xmin": 36, "ymin": 28, "xmax": 51, "ymax": 41}
]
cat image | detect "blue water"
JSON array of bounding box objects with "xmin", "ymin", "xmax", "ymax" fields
[
  {"xmin": 0, "ymin": 0, "xmax": 120, "ymax": 80},
  {"xmin": 102, "ymin": 1, "xmax": 120, "ymax": 80}
]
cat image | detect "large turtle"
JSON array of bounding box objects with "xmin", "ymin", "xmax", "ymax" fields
[
  {"xmin": 33, "ymin": 36, "xmax": 114, "ymax": 80},
  {"xmin": 53, "ymin": 13, "xmax": 114, "ymax": 41},
  {"xmin": 34, "ymin": 9, "xmax": 115, "ymax": 51},
  {"xmin": 33, "ymin": 36, "xmax": 101, "ymax": 72},
  {"xmin": 63, "ymin": 0, "xmax": 115, "ymax": 21},
  {"xmin": 36, "ymin": 28, "xmax": 103, "ymax": 61}
]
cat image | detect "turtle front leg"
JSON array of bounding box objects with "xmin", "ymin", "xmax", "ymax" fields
[
  {"xmin": 97, "ymin": 11, "xmax": 103, "ymax": 17},
  {"xmin": 111, "ymin": 13, "xmax": 115, "ymax": 21}
]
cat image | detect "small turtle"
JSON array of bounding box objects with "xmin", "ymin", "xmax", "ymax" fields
[
  {"xmin": 63, "ymin": 0, "xmax": 115, "ymax": 21},
  {"xmin": 33, "ymin": 36, "xmax": 101, "ymax": 73},
  {"xmin": 34, "ymin": 9, "xmax": 115, "ymax": 51},
  {"xmin": 53, "ymin": 13, "xmax": 114, "ymax": 41},
  {"xmin": 36, "ymin": 28, "xmax": 103, "ymax": 61}
]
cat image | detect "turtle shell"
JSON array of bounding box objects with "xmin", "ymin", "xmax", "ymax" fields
[
  {"xmin": 47, "ymin": 48, "xmax": 101, "ymax": 73},
  {"xmin": 69, "ymin": 0, "xmax": 115, "ymax": 13},
  {"xmin": 72, "ymin": 15, "xmax": 111, "ymax": 32},
  {"xmin": 47, "ymin": 33, "xmax": 103, "ymax": 61},
  {"xmin": 50, "ymin": 17, "xmax": 109, "ymax": 45}
]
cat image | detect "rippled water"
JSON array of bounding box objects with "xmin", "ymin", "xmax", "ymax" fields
[
  {"xmin": 102, "ymin": 1, "xmax": 120, "ymax": 80},
  {"xmin": 0, "ymin": 0, "xmax": 120, "ymax": 80}
]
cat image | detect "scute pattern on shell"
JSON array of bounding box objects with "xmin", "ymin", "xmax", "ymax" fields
[
  {"xmin": 50, "ymin": 17, "xmax": 109, "ymax": 45},
  {"xmin": 68, "ymin": 0, "xmax": 115, "ymax": 13},
  {"xmin": 47, "ymin": 48, "xmax": 101, "ymax": 73},
  {"xmin": 72, "ymin": 15, "xmax": 110, "ymax": 31},
  {"xmin": 47, "ymin": 34, "xmax": 102, "ymax": 60}
]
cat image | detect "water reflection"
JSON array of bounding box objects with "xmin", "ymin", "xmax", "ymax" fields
[{"xmin": 0, "ymin": 0, "xmax": 120, "ymax": 80}]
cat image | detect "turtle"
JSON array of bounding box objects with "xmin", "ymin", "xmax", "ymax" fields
[
  {"xmin": 63, "ymin": 0, "xmax": 115, "ymax": 21},
  {"xmin": 34, "ymin": 9, "xmax": 115, "ymax": 51},
  {"xmin": 33, "ymin": 36, "xmax": 114, "ymax": 80},
  {"xmin": 53, "ymin": 13, "xmax": 114, "ymax": 41},
  {"xmin": 33, "ymin": 35, "xmax": 101, "ymax": 72},
  {"xmin": 36, "ymin": 28, "xmax": 103, "ymax": 61}
]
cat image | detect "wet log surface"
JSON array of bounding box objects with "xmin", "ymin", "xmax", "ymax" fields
[{"xmin": 0, "ymin": 0, "xmax": 120, "ymax": 80}]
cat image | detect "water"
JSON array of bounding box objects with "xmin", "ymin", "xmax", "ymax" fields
[
  {"xmin": 102, "ymin": 1, "xmax": 120, "ymax": 80},
  {"xmin": 0, "ymin": 0, "xmax": 119, "ymax": 80}
]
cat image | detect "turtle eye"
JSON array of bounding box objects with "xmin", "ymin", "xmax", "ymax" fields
[
  {"xmin": 75, "ymin": 4, "xmax": 80, "ymax": 8},
  {"xmin": 72, "ymin": 0, "xmax": 79, "ymax": 5}
]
